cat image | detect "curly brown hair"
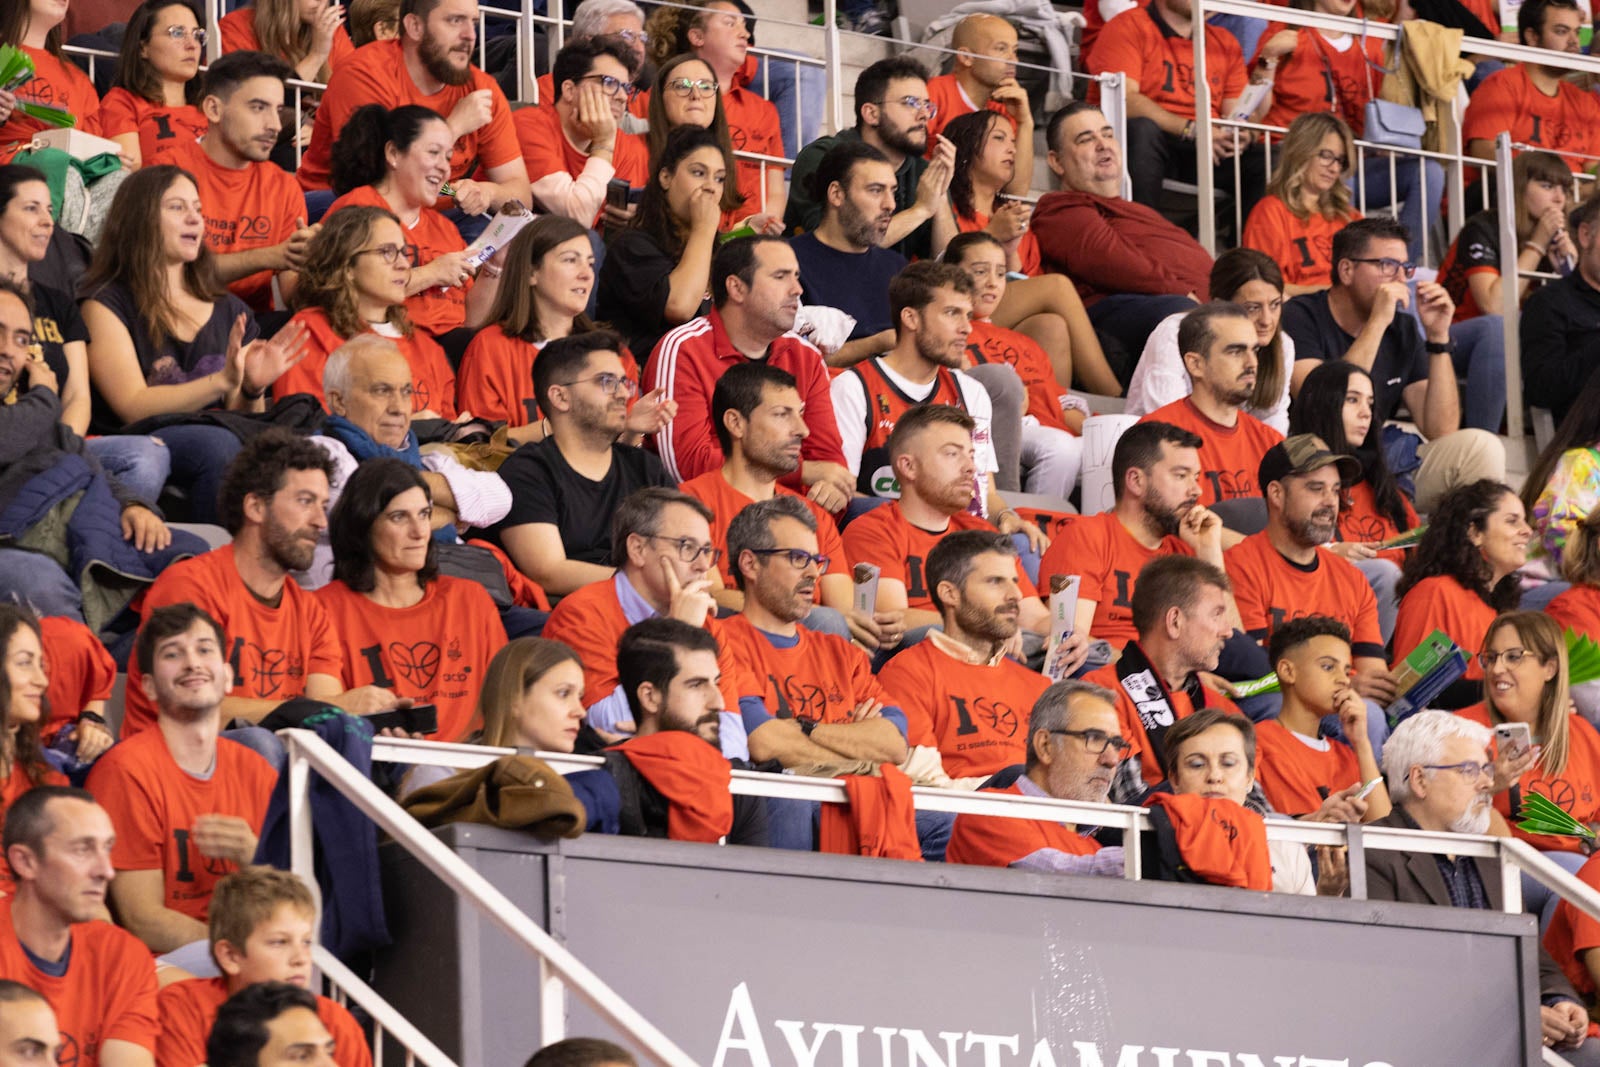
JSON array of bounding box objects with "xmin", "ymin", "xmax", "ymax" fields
[
  {"xmin": 1397, "ymin": 480, "xmax": 1523, "ymax": 611},
  {"xmin": 290, "ymin": 205, "xmax": 412, "ymax": 340}
]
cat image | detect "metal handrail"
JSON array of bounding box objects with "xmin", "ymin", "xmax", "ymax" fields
[{"xmin": 313, "ymin": 945, "xmax": 456, "ymax": 1067}]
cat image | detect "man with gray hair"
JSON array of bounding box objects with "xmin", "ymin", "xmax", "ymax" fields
[
  {"xmin": 1368, "ymin": 711, "xmax": 1595, "ymax": 1060},
  {"xmin": 300, "ymin": 335, "xmax": 511, "ymax": 588},
  {"xmin": 943, "ymin": 679, "xmax": 1128, "ymax": 874}
]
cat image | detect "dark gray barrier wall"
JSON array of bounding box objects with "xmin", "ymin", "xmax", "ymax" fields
[{"xmin": 374, "ymin": 828, "xmax": 1543, "ymax": 1066}]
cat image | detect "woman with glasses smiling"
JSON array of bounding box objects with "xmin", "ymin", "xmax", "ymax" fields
[
  {"xmin": 1243, "ymin": 113, "xmax": 1361, "ymax": 296},
  {"xmin": 101, "ymin": 0, "xmax": 209, "ymax": 168},
  {"xmin": 644, "ymin": 55, "xmax": 764, "ymax": 233}
]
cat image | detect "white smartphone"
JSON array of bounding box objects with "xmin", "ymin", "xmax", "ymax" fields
[{"xmin": 1493, "ymin": 721, "xmax": 1533, "ymax": 757}]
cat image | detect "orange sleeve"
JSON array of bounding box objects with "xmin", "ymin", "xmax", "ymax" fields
[
  {"xmin": 98, "ymin": 88, "xmax": 140, "ymax": 138},
  {"xmin": 218, "ymin": 8, "xmax": 259, "ymax": 52},
  {"xmin": 1392, "ymin": 577, "xmax": 1489, "ymax": 679},
  {"xmin": 271, "ymin": 310, "xmax": 339, "ymax": 404},
  {"xmin": 404, "ymin": 330, "xmax": 458, "ymax": 420},
  {"xmin": 1215, "ymin": 28, "xmax": 1248, "ymax": 103},
  {"xmin": 40, "ymin": 616, "xmax": 115, "ymax": 732},
  {"xmin": 1242, "ymin": 196, "xmax": 1293, "ymax": 267},
  {"xmin": 1224, "ymin": 539, "xmax": 1271, "ymax": 636},
  {"xmin": 1461, "ymin": 72, "xmax": 1518, "ymax": 144},
  {"xmin": 513, "ymin": 106, "xmax": 568, "ymax": 183},
  {"xmin": 329, "ymin": 26, "xmax": 357, "ymax": 69},
  {"xmin": 97, "ymin": 926, "xmax": 161, "ymax": 1052},
  {"xmin": 302, "ymin": 589, "xmax": 346, "ymax": 683},
  {"xmin": 475, "ymin": 76, "xmax": 523, "ymax": 172},
  {"xmin": 1039, "ymin": 518, "xmax": 1101, "ymax": 601},
  {"xmin": 1086, "ymin": 10, "xmax": 1150, "ymax": 82},
  {"xmin": 85, "ymin": 742, "xmax": 165, "ymax": 872},
  {"xmin": 875, "ymin": 653, "xmax": 937, "ymax": 748},
  {"xmin": 542, "ymin": 588, "xmax": 624, "ymax": 705},
  {"xmin": 841, "ymin": 511, "xmax": 907, "ymax": 588},
  {"xmin": 323, "ymin": 997, "xmax": 374, "ymax": 1067},
  {"xmin": 156, "ymin": 981, "xmax": 215, "ymax": 1067},
  {"xmin": 454, "ymin": 330, "xmax": 519, "ymax": 425}
]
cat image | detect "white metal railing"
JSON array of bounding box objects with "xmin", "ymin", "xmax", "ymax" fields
[{"xmin": 314, "ymin": 945, "xmax": 456, "ymax": 1067}]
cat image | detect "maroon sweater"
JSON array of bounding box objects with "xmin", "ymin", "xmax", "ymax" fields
[{"xmin": 1032, "ymin": 190, "xmax": 1214, "ymax": 305}]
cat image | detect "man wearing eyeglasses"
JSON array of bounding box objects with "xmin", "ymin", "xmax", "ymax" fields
[
  {"xmin": 1281, "ymin": 216, "xmax": 1505, "ymax": 513},
  {"xmin": 1369, "ymin": 710, "xmax": 1595, "ymax": 1061},
  {"xmin": 785, "ymin": 57, "xmax": 958, "ymax": 262},
  {"xmin": 944, "ymin": 679, "xmax": 1126, "ymax": 874},
  {"xmin": 515, "ymin": 37, "xmax": 648, "ymax": 230}
]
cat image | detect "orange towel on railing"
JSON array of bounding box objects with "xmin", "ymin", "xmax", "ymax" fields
[
  {"xmin": 1145, "ymin": 793, "xmax": 1273, "ymax": 891},
  {"xmin": 614, "ymin": 732, "xmax": 732, "ymax": 843},
  {"xmin": 819, "ymin": 765, "xmax": 922, "ymax": 861}
]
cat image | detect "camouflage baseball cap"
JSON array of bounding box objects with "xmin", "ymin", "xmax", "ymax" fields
[{"xmin": 1257, "ymin": 434, "xmax": 1362, "ymax": 494}]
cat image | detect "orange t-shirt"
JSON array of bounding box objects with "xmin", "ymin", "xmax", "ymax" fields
[
  {"xmin": 876, "ymin": 640, "xmax": 1050, "ymax": 779},
  {"xmin": 0, "ymin": 46, "xmax": 102, "ymax": 162},
  {"xmin": 158, "ymin": 976, "xmax": 371, "ymax": 1067},
  {"xmin": 1252, "ymin": 718, "xmax": 1361, "ymax": 817},
  {"xmin": 324, "ymin": 184, "xmax": 469, "ymax": 336},
  {"xmin": 217, "ymin": 7, "xmax": 357, "ymax": 71},
  {"xmin": 40, "ymin": 615, "xmax": 115, "ymax": 735},
  {"xmin": 1549, "ymin": 585, "xmax": 1600, "ymax": 639},
  {"xmin": 512, "ymin": 103, "xmax": 649, "ymax": 225},
  {"xmin": 0, "ymin": 898, "xmax": 159, "ymax": 1067},
  {"xmin": 1223, "ymin": 531, "xmax": 1385, "ymax": 658},
  {"xmin": 1339, "ymin": 479, "xmax": 1419, "ymax": 566},
  {"xmin": 678, "ymin": 470, "xmax": 846, "ymax": 594},
  {"xmin": 272, "ymin": 307, "xmax": 457, "ymax": 418},
  {"xmin": 1140, "ymin": 398, "xmax": 1284, "ymax": 506},
  {"xmin": 966, "ymin": 318, "xmax": 1072, "ymax": 433},
  {"xmin": 1084, "ymin": 652, "xmax": 1243, "ymax": 784},
  {"xmin": 1038, "ymin": 511, "xmax": 1194, "ymax": 646},
  {"xmin": 1461, "ymin": 64, "xmax": 1600, "ymax": 172},
  {"xmin": 945, "ymin": 780, "xmax": 1102, "ymax": 867},
  {"xmin": 162, "ymin": 140, "xmax": 307, "ymax": 314},
  {"xmin": 924, "ymin": 73, "xmax": 1013, "ymax": 155},
  {"xmin": 0, "ymin": 762, "xmax": 67, "ymax": 838},
  {"xmin": 85, "ymin": 731, "xmax": 276, "ymax": 922},
  {"xmin": 97, "ymin": 89, "xmax": 207, "ymax": 165},
  {"xmin": 1391, "ymin": 574, "xmax": 1495, "ymax": 681},
  {"xmin": 1545, "ymin": 853, "xmax": 1600, "ymax": 999},
  {"xmin": 841, "ymin": 502, "xmax": 1038, "ymax": 613},
  {"xmin": 715, "ymin": 613, "xmax": 887, "ymax": 725},
  {"xmin": 1242, "ymin": 195, "xmax": 1359, "ymax": 290},
  {"xmin": 720, "ymin": 84, "xmax": 784, "ymax": 216},
  {"xmin": 955, "ymin": 209, "xmax": 1042, "ymax": 277},
  {"xmin": 298, "ymin": 38, "xmax": 522, "ymax": 196},
  {"xmin": 121, "ymin": 545, "xmax": 345, "ymax": 736},
  {"xmin": 1254, "ymin": 25, "xmax": 1385, "ymax": 137},
  {"xmin": 454, "ymin": 325, "xmax": 639, "ymax": 427},
  {"xmin": 314, "ymin": 577, "xmax": 506, "ymax": 743},
  {"xmin": 1088, "ymin": 6, "xmax": 1247, "ymax": 121},
  {"xmin": 1459, "ymin": 703, "xmax": 1600, "ymax": 854}
]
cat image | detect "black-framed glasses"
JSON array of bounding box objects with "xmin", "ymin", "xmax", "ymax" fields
[
  {"xmin": 1047, "ymin": 728, "xmax": 1132, "ymax": 756},
  {"xmin": 579, "ymin": 73, "xmax": 638, "ymax": 99},
  {"xmin": 644, "ymin": 535, "xmax": 722, "ymax": 565},
  {"xmin": 1422, "ymin": 761, "xmax": 1495, "ymax": 781},
  {"xmin": 558, "ymin": 372, "xmax": 638, "ymax": 397},
  {"xmin": 666, "ymin": 77, "xmax": 719, "ymax": 98},
  {"xmin": 1314, "ymin": 148, "xmax": 1349, "ymax": 168},
  {"xmin": 1349, "ymin": 256, "xmax": 1417, "ymax": 280},
  {"xmin": 748, "ymin": 547, "xmax": 830, "ymax": 571},
  {"xmin": 352, "ymin": 244, "xmax": 407, "ymax": 266},
  {"xmin": 162, "ymin": 24, "xmax": 207, "ymax": 45},
  {"xmin": 1477, "ymin": 647, "xmax": 1536, "ymax": 670},
  {"xmin": 872, "ymin": 95, "xmax": 938, "ymax": 119}
]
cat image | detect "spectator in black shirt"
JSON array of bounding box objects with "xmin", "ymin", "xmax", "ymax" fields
[
  {"xmin": 482, "ymin": 330, "xmax": 675, "ymax": 597},
  {"xmin": 1523, "ymin": 193, "xmax": 1600, "ymax": 429},
  {"xmin": 1281, "ymin": 217, "xmax": 1504, "ymax": 513}
]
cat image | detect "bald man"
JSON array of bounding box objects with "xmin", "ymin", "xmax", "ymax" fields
[{"xmin": 924, "ymin": 14, "xmax": 1033, "ymax": 194}]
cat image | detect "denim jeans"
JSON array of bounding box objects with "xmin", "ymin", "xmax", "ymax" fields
[
  {"xmin": 154, "ymin": 424, "xmax": 244, "ymax": 526},
  {"xmin": 1355, "ymin": 153, "xmax": 1444, "ymax": 264},
  {"xmin": 1449, "ymin": 313, "xmax": 1508, "ymax": 432},
  {"xmin": 85, "ymin": 434, "xmax": 171, "ymax": 504}
]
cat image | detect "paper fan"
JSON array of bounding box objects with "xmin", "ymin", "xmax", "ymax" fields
[
  {"xmin": 0, "ymin": 45, "xmax": 34, "ymax": 93},
  {"xmin": 1517, "ymin": 790, "xmax": 1596, "ymax": 840},
  {"xmin": 1567, "ymin": 630, "xmax": 1600, "ymax": 687},
  {"xmin": 1231, "ymin": 672, "xmax": 1280, "ymax": 698}
]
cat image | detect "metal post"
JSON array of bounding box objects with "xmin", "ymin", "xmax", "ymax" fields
[
  {"xmin": 1495, "ymin": 132, "xmax": 1525, "ymax": 439},
  {"xmin": 540, "ymin": 958, "xmax": 567, "ymax": 1045},
  {"xmin": 1192, "ymin": 0, "xmax": 1216, "ymax": 255},
  {"xmin": 207, "ymin": 0, "xmax": 222, "ymax": 63},
  {"xmin": 286, "ymin": 741, "xmax": 316, "ymax": 894},
  {"xmin": 1097, "ymin": 73, "xmax": 1133, "ymax": 201},
  {"xmin": 823, "ymin": 0, "xmax": 844, "ymax": 133}
]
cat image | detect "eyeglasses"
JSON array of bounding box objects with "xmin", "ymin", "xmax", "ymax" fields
[
  {"xmin": 872, "ymin": 95, "xmax": 939, "ymax": 119},
  {"xmin": 558, "ymin": 372, "xmax": 638, "ymax": 397},
  {"xmin": 1047, "ymin": 728, "xmax": 1132, "ymax": 756},
  {"xmin": 1315, "ymin": 148, "xmax": 1349, "ymax": 168},
  {"xmin": 579, "ymin": 73, "xmax": 637, "ymax": 100},
  {"xmin": 352, "ymin": 244, "xmax": 407, "ymax": 265},
  {"xmin": 1477, "ymin": 647, "xmax": 1536, "ymax": 669},
  {"xmin": 1349, "ymin": 256, "xmax": 1417, "ymax": 279},
  {"xmin": 644, "ymin": 534, "xmax": 723, "ymax": 565},
  {"xmin": 747, "ymin": 547, "xmax": 830, "ymax": 571},
  {"xmin": 665, "ymin": 77, "xmax": 719, "ymax": 98},
  {"xmin": 161, "ymin": 25, "xmax": 207, "ymax": 45},
  {"xmin": 613, "ymin": 28, "xmax": 650, "ymax": 44},
  {"xmin": 364, "ymin": 382, "xmax": 414, "ymax": 402},
  {"xmin": 1422, "ymin": 761, "xmax": 1495, "ymax": 781}
]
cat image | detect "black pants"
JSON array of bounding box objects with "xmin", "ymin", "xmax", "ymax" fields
[{"xmin": 1125, "ymin": 117, "xmax": 1269, "ymax": 240}]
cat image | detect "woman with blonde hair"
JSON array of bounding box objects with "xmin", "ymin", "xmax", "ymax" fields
[{"xmin": 1242, "ymin": 112, "xmax": 1360, "ymax": 295}]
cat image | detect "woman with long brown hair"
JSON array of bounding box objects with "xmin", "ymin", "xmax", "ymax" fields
[
  {"xmin": 0, "ymin": 607, "xmax": 67, "ymax": 834},
  {"xmin": 99, "ymin": 0, "xmax": 208, "ymax": 167}
]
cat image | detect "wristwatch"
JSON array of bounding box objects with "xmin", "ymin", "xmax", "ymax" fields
[{"xmin": 1424, "ymin": 340, "xmax": 1455, "ymax": 354}]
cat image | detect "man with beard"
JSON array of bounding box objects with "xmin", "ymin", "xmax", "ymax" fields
[
  {"xmin": 163, "ymin": 52, "xmax": 319, "ymax": 315},
  {"xmin": 784, "ymin": 57, "xmax": 958, "ymax": 262},
  {"xmin": 87, "ymin": 606, "xmax": 277, "ymax": 958},
  {"xmin": 0, "ymin": 788, "xmax": 159, "ymax": 1067},
  {"xmin": 296, "ymin": 0, "xmax": 531, "ymax": 224},
  {"xmin": 1039, "ymin": 421, "xmax": 1229, "ymax": 647},
  {"xmin": 944, "ymin": 679, "xmax": 1128, "ymax": 873},
  {"xmin": 923, "ymin": 15, "xmax": 1033, "ymax": 191},
  {"xmin": 484, "ymin": 331, "xmax": 672, "ymax": 597},
  {"xmin": 1138, "ymin": 303, "xmax": 1284, "ymax": 506},
  {"xmin": 876, "ymin": 531, "xmax": 1052, "ymax": 787},
  {"xmin": 648, "ymin": 237, "xmax": 849, "ymax": 500},
  {"xmin": 1368, "ymin": 711, "xmax": 1593, "ymax": 1058},
  {"xmin": 1224, "ymin": 435, "xmax": 1399, "ymax": 712},
  {"xmin": 119, "ymin": 429, "xmax": 402, "ymax": 736}
]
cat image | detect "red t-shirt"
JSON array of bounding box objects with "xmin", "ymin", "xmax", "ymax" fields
[
  {"xmin": 955, "ymin": 209, "xmax": 1042, "ymax": 276},
  {"xmin": 299, "ymin": 38, "xmax": 522, "ymax": 197},
  {"xmin": 841, "ymin": 502, "xmax": 1037, "ymax": 613},
  {"xmin": 314, "ymin": 577, "xmax": 506, "ymax": 743},
  {"xmin": 0, "ymin": 762, "xmax": 67, "ymax": 838},
  {"xmin": 1242, "ymin": 195, "xmax": 1359, "ymax": 290},
  {"xmin": 1140, "ymin": 398, "xmax": 1284, "ymax": 506},
  {"xmin": 1391, "ymin": 574, "xmax": 1495, "ymax": 680},
  {"xmin": 40, "ymin": 615, "xmax": 115, "ymax": 736},
  {"xmin": 0, "ymin": 46, "xmax": 102, "ymax": 162},
  {"xmin": 0, "ymin": 897, "xmax": 159, "ymax": 1066},
  {"xmin": 162, "ymin": 140, "xmax": 307, "ymax": 314},
  {"xmin": 1254, "ymin": 25, "xmax": 1385, "ymax": 137},
  {"xmin": 1038, "ymin": 511, "xmax": 1194, "ymax": 646},
  {"xmin": 1339, "ymin": 479, "xmax": 1419, "ymax": 566},
  {"xmin": 1223, "ymin": 531, "xmax": 1386, "ymax": 658},
  {"xmin": 454, "ymin": 325, "xmax": 639, "ymax": 427},
  {"xmin": 97, "ymin": 89, "xmax": 207, "ymax": 165},
  {"xmin": 217, "ymin": 7, "xmax": 357, "ymax": 71},
  {"xmin": 324, "ymin": 184, "xmax": 469, "ymax": 336},
  {"xmin": 1253, "ymin": 718, "xmax": 1361, "ymax": 817},
  {"xmin": 271, "ymin": 307, "xmax": 457, "ymax": 418},
  {"xmin": 945, "ymin": 780, "xmax": 1102, "ymax": 867},
  {"xmin": 715, "ymin": 613, "xmax": 886, "ymax": 724},
  {"xmin": 678, "ymin": 470, "xmax": 845, "ymax": 594},
  {"xmin": 1545, "ymin": 853, "xmax": 1600, "ymax": 999},
  {"xmin": 1458, "ymin": 703, "xmax": 1600, "ymax": 854},
  {"xmin": 158, "ymin": 976, "xmax": 371, "ymax": 1067},
  {"xmin": 877, "ymin": 640, "xmax": 1050, "ymax": 779},
  {"xmin": 924, "ymin": 73, "xmax": 1013, "ymax": 154},
  {"xmin": 966, "ymin": 318, "xmax": 1072, "ymax": 433},
  {"xmin": 512, "ymin": 103, "xmax": 649, "ymax": 226},
  {"xmin": 1462, "ymin": 64, "xmax": 1600, "ymax": 172},
  {"xmin": 121, "ymin": 545, "xmax": 345, "ymax": 736},
  {"xmin": 1084, "ymin": 652, "xmax": 1243, "ymax": 784},
  {"xmin": 86, "ymin": 731, "xmax": 277, "ymax": 922},
  {"xmin": 1088, "ymin": 5, "xmax": 1247, "ymax": 121}
]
